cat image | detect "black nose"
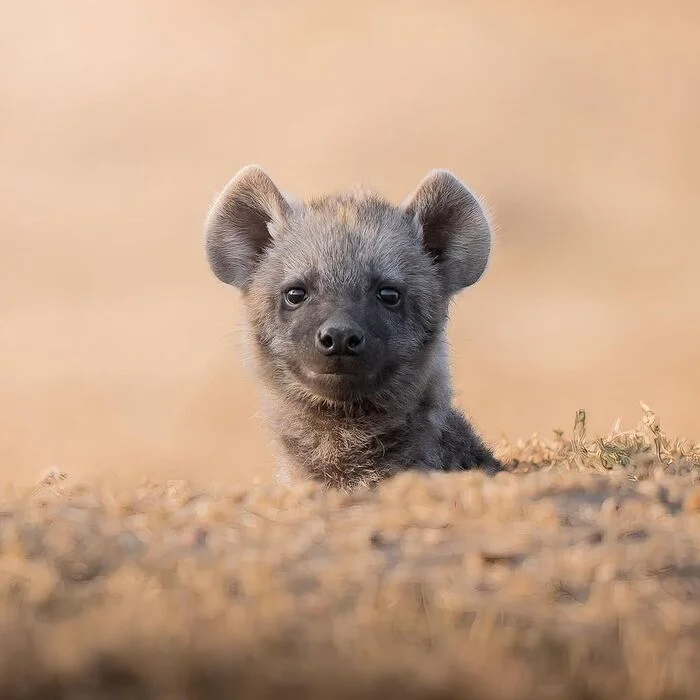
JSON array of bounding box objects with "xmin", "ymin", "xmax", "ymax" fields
[{"xmin": 315, "ymin": 321, "xmax": 365, "ymax": 356}]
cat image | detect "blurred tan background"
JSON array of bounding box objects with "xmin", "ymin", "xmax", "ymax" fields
[{"xmin": 1, "ymin": 0, "xmax": 699, "ymax": 487}]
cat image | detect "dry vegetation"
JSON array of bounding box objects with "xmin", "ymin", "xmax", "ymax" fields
[{"xmin": 1, "ymin": 406, "xmax": 699, "ymax": 699}]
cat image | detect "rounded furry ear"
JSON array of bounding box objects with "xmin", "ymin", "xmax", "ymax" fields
[
  {"xmin": 401, "ymin": 170, "xmax": 492, "ymax": 294},
  {"xmin": 204, "ymin": 165, "xmax": 291, "ymax": 289}
]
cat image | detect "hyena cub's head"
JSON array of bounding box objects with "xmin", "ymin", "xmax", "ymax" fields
[{"xmin": 204, "ymin": 166, "xmax": 492, "ymax": 408}]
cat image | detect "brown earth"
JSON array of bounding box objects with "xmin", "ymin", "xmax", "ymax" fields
[{"xmin": 1, "ymin": 407, "xmax": 699, "ymax": 699}]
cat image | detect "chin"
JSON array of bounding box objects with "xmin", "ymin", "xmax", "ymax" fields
[{"xmin": 291, "ymin": 365, "xmax": 382, "ymax": 405}]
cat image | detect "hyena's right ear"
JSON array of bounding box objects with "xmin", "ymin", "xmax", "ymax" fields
[{"xmin": 204, "ymin": 165, "xmax": 291, "ymax": 289}]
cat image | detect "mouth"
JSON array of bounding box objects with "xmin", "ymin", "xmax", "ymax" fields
[
  {"xmin": 295, "ymin": 365, "xmax": 381, "ymax": 400},
  {"xmin": 305, "ymin": 370, "xmax": 368, "ymax": 380},
  {"xmin": 302, "ymin": 367, "xmax": 377, "ymax": 385}
]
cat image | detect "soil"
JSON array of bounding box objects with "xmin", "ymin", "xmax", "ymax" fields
[{"xmin": 2, "ymin": 415, "xmax": 699, "ymax": 699}]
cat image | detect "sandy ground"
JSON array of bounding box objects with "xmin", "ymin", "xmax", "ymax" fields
[
  {"xmin": 2, "ymin": 1, "xmax": 699, "ymax": 487},
  {"xmin": 0, "ymin": 413, "xmax": 699, "ymax": 699}
]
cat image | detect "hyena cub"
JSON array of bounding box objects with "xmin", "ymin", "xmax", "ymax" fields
[{"xmin": 204, "ymin": 166, "xmax": 502, "ymax": 490}]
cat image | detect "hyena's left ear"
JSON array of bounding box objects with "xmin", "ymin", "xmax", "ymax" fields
[
  {"xmin": 401, "ymin": 170, "xmax": 492, "ymax": 294},
  {"xmin": 204, "ymin": 165, "xmax": 292, "ymax": 289}
]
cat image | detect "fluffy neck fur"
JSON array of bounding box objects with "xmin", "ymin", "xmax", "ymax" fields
[{"xmin": 253, "ymin": 333, "xmax": 454, "ymax": 491}]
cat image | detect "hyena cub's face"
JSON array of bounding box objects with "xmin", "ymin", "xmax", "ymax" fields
[{"xmin": 204, "ymin": 166, "xmax": 493, "ymax": 405}]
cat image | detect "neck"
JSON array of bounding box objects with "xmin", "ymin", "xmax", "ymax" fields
[{"xmin": 259, "ymin": 337, "xmax": 453, "ymax": 490}]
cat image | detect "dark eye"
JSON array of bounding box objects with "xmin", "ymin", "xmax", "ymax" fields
[
  {"xmin": 377, "ymin": 287, "xmax": 401, "ymax": 307},
  {"xmin": 283, "ymin": 287, "xmax": 307, "ymax": 308}
]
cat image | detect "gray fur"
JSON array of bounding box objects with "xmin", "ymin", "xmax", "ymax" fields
[{"xmin": 204, "ymin": 166, "xmax": 502, "ymax": 490}]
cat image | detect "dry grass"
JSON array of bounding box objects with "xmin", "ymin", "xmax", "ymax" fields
[
  {"xmin": 0, "ymin": 407, "xmax": 699, "ymax": 699},
  {"xmin": 497, "ymin": 402, "xmax": 700, "ymax": 476}
]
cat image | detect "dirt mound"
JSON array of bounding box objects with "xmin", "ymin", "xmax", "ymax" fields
[{"xmin": 0, "ymin": 408, "xmax": 698, "ymax": 699}]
